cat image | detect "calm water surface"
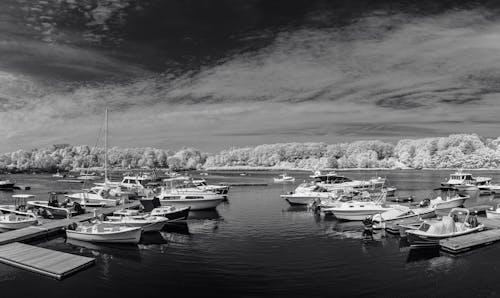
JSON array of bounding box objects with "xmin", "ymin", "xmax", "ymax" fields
[{"xmin": 0, "ymin": 170, "xmax": 500, "ymax": 297}]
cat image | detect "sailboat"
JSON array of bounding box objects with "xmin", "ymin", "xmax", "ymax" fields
[{"xmin": 66, "ymin": 108, "xmax": 121, "ymax": 207}]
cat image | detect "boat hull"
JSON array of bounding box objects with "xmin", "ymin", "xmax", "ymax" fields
[
  {"xmin": 159, "ymin": 198, "xmax": 224, "ymax": 211},
  {"xmin": 372, "ymin": 209, "xmax": 435, "ymax": 229},
  {"xmin": 0, "ymin": 183, "xmax": 15, "ymax": 189},
  {"xmin": 486, "ymin": 210, "xmax": 500, "ymax": 220},
  {"xmin": 433, "ymin": 198, "xmax": 466, "ymax": 210},
  {"xmin": 407, "ymin": 226, "xmax": 484, "ymax": 248},
  {"xmin": 66, "ymin": 227, "xmax": 142, "ymax": 244},
  {"xmin": 151, "ymin": 206, "xmax": 191, "ymax": 221},
  {"xmin": 327, "ymin": 209, "xmax": 391, "ymax": 221},
  {"xmin": 0, "ymin": 219, "xmax": 37, "ymax": 230},
  {"xmin": 104, "ymin": 220, "xmax": 167, "ymax": 232}
]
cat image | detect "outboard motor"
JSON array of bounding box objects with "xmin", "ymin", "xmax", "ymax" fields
[
  {"xmin": 419, "ymin": 198, "xmax": 430, "ymax": 208},
  {"xmin": 362, "ymin": 216, "xmax": 374, "ymax": 240},
  {"xmin": 310, "ymin": 198, "xmax": 322, "ymax": 213}
]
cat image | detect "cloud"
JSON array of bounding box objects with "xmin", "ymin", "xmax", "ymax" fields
[{"xmin": 4, "ymin": 7, "xmax": 500, "ymax": 151}]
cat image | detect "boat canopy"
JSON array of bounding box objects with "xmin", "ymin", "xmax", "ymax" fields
[
  {"xmin": 12, "ymin": 194, "xmax": 35, "ymax": 199},
  {"xmin": 420, "ymin": 216, "xmax": 456, "ymax": 234}
]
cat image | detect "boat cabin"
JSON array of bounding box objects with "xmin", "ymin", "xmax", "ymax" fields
[
  {"xmin": 312, "ymin": 173, "xmax": 352, "ymax": 184},
  {"xmin": 121, "ymin": 176, "xmax": 153, "ymax": 189}
]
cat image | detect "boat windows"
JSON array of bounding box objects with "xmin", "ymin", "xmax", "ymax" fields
[
  {"xmin": 163, "ymin": 196, "xmax": 181, "ymax": 200},
  {"xmin": 186, "ymin": 196, "xmax": 204, "ymax": 199}
]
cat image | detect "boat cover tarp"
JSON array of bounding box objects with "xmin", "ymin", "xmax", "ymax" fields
[{"xmin": 427, "ymin": 216, "xmax": 455, "ymax": 235}]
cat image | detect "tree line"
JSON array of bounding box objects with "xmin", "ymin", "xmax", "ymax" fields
[{"xmin": 0, "ymin": 134, "xmax": 499, "ymax": 172}]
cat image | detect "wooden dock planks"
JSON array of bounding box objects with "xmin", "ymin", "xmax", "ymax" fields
[
  {"xmin": 0, "ymin": 242, "xmax": 95, "ymax": 279},
  {"xmin": 440, "ymin": 229, "xmax": 500, "ymax": 253}
]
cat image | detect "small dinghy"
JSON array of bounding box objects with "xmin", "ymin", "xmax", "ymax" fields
[
  {"xmin": 486, "ymin": 203, "xmax": 500, "ymax": 220},
  {"xmin": 371, "ymin": 205, "xmax": 435, "ymax": 229},
  {"xmin": 406, "ymin": 208, "xmax": 484, "ymax": 248},
  {"xmin": 66, "ymin": 223, "xmax": 142, "ymax": 244}
]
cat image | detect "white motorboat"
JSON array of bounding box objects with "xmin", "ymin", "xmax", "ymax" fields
[
  {"xmin": 158, "ymin": 189, "xmax": 224, "ymax": 210},
  {"xmin": 170, "ymin": 178, "xmax": 230, "ymax": 195},
  {"xmin": 486, "ymin": 203, "xmax": 500, "ymax": 220},
  {"xmin": 102, "ymin": 215, "xmax": 168, "ymax": 232},
  {"xmin": 371, "ymin": 205, "xmax": 436, "ymax": 229},
  {"xmin": 441, "ymin": 170, "xmax": 491, "ymax": 191},
  {"xmin": 406, "ymin": 208, "xmax": 484, "ymax": 248},
  {"xmin": 52, "ymin": 172, "xmax": 64, "ymax": 178},
  {"xmin": 26, "ymin": 192, "xmax": 85, "ymax": 219},
  {"xmin": 66, "ymin": 223, "xmax": 142, "ymax": 244},
  {"xmin": 77, "ymin": 173, "xmax": 100, "ymax": 181},
  {"xmin": 310, "ymin": 170, "xmax": 387, "ymax": 192},
  {"xmin": 323, "ymin": 201, "xmax": 394, "ymax": 221},
  {"xmin": 66, "ymin": 187, "xmax": 120, "ymax": 207},
  {"xmin": 0, "ymin": 212, "xmax": 38, "ymax": 230},
  {"xmin": 478, "ymin": 182, "xmax": 500, "ymax": 195},
  {"xmin": 0, "ymin": 179, "xmax": 15, "ymax": 189},
  {"xmin": 281, "ymin": 191, "xmax": 334, "ymax": 206},
  {"xmin": 273, "ymin": 173, "xmax": 295, "ymax": 183}
]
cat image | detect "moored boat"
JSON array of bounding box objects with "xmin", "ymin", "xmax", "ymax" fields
[
  {"xmin": 323, "ymin": 201, "xmax": 393, "ymax": 221},
  {"xmin": 486, "ymin": 203, "xmax": 500, "ymax": 220},
  {"xmin": 66, "ymin": 223, "xmax": 142, "ymax": 244},
  {"xmin": 102, "ymin": 215, "xmax": 168, "ymax": 232},
  {"xmin": 158, "ymin": 189, "xmax": 224, "ymax": 210},
  {"xmin": 406, "ymin": 208, "xmax": 484, "ymax": 248},
  {"xmin": 0, "ymin": 212, "xmax": 38, "ymax": 230},
  {"xmin": 273, "ymin": 173, "xmax": 295, "ymax": 183},
  {"xmin": 140, "ymin": 197, "xmax": 191, "ymax": 220},
  {"xmin": 371, "ymin": 205, "xmax": 435, "ymax": 229}
]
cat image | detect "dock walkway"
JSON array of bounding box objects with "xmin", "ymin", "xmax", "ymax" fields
[{"xmin": 0, "ymin": 242, "xmax": 95, "ymax": 279}]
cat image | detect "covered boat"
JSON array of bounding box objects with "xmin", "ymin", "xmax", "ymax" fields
[{"xmin": 406, "ymin": 208, "xmax": 484, "ymax": 248}]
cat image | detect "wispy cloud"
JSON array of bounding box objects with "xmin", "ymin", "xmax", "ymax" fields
[{"xmin": 3, "ymin": 7, "xmax": 500, "ymax": 151}]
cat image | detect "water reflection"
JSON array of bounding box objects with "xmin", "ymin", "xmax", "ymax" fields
[
  {"xmin": 406, "ymin": 248, "xmax": 441, "ymax": 263},
  {"xmin": 140, "ymin": 232, "xmax": 168, "ymax": 245},
  {"xmin": 163, "ymin": 222, "xmax": 190, "ymax": 235},
  {"xmin": 188, "ymin": 210, "xmax": 221, "ymax": 220}
]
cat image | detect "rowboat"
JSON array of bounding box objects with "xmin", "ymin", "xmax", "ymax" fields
[{"xmin": 66, "ymin": 223, "xmax": 142, "ymax": 244}]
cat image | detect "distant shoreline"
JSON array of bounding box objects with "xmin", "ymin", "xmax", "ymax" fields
[{"xmin": 204, "ymin": 166, "xmax": 500, "ymax": 172}]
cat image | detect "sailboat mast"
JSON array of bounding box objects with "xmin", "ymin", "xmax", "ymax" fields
[{"xmin": 104, "ymin": 108, "xmax": 108, "ymax": 186}]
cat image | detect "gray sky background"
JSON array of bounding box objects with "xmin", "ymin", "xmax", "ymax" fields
[{"xmin": 2, "ymin": 0, "xmax": 500, "ymax": 152}]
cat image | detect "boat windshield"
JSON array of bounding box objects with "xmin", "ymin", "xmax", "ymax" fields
[{"xmin": 418, "ymin": 222, "xmax": 431, "ymax": 232}]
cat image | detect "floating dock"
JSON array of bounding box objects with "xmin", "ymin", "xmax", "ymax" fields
[
  {"xmin": 440, "ymin": 229, "xmax": 500, "ymax": 254},
  {"xmin": 439, "ymin": 218, "xmax": 500, "ymax": 254},
  {"xmin": 0, "ymin": 242, "xmax": 95, "ymax": 280}
]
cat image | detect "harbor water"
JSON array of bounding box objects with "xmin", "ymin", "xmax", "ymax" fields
[{"xmin": 0, "ymin": 170, "xmax": 499, "ymax": 297}]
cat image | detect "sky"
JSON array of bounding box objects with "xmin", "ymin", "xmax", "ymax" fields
[{"xmin": 2, "ymin": 0, "xmax": 500, "ymax": 153}]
